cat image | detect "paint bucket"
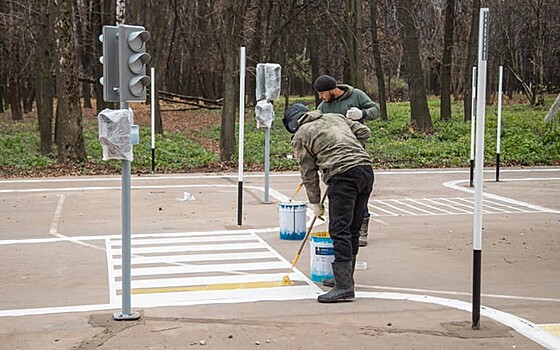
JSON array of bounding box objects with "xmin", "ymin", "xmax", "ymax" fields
[
  {"xmin": 278, "ymin": 201, "xmax": 307, "ymax": 240},
  {"xmin": 310, "ymin": 231, "xmax": 334, "ymax": 283}
]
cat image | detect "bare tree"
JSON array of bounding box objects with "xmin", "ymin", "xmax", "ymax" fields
[
  {"xmin": 34, "ymin": 0, "xmax": 54, "ymax": 154},
  {"xmin": 344, "ymin": 0, "xmax": 365, "ymax": 89},
  {"xmin": 440, "ymin": 0, "xmax": 456, "ymax": 121},
  {"xmin": 396, "ymin": 0, "xmax": 432, "ymax": 131},
  {"xmin": 462, "ymin": 0, "xmax": 480, "ymax": 121},
  {"xmin": 220, "ymin": 0, "xmax": 246, "ymax": 161},
  {"xmin": 369, "ymin": 0, "xmax": 388, "ymax": 120},
  {"xmin": 52, "ymin": 0, "xmax": 86, "ymax": 163}
]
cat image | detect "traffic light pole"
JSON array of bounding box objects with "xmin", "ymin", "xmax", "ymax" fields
[{"xmin": 114, "ymin": 101, "xmax": 140, "ymax": 321}]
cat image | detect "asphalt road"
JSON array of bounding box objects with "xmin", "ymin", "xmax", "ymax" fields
[{"xmin": 0, "ymin": 167, "xmax": 558, "ymax": 349}]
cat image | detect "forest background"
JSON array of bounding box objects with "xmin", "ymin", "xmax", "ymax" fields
[{"xmin": 0, "ymin": 0, "xmax": 559, "ymax": 177}]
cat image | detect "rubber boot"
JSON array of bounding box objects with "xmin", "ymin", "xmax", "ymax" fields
[
  {"xmin": 322, "ymin": 256, "xmax": 355, "ymax": 288},
  {"xmin": 359, "ymin": 215, "xmax": 370, "ymax": 247},
  {"xmin": 317, "ymin": 260, "xmax": 355, "ymax": 303}
]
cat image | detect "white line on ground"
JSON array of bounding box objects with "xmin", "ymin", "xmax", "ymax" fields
[
  {"xmin": 444, "ymin": 178, "xmax": 560, "ymax": 214},
  {"xmin": 1, "ymin": 167, "xmax": 558, "ymax": 184}
]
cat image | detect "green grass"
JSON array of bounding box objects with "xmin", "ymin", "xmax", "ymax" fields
[{"xmin": 1, "ymin": 97, "xmax": 558, "ymax": 177}]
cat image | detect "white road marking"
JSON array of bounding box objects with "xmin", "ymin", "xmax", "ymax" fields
[
  {"xmin": 444, "ymin": 178, "xmax": 560, "ymax": 214},
  {"xmin": 0, "ymin": 171, "xmax": 558, "ymax": 348}
]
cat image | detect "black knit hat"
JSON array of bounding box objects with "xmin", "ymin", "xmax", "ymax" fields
[
  {"xmin": 314, "ymin": 75, "xmax": 337, "ymax": 92},
  {"xmin": 283, "ymin": 103, "xmax": 309, "ymax": 134}
]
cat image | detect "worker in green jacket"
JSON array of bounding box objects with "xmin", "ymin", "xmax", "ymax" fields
[
  {"xmin": 314, "ymin": 74, "xmax": 379, "ymax": 249},
  {"xmin": 282, "ymin": 103, "xmax": 374, "ymax": 303}
]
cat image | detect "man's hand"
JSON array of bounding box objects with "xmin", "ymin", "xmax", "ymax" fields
[
  {"xmin": 310, "ymin": 203, "xmax": 325, "ymax": 218},
  {"xmin": 346, "ymin": 107, "xmax": 362, "ymax": 121}
]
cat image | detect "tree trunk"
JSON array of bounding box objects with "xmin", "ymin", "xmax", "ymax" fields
[
  {"xmin": 396, "ymin": 0, "xmax": 432, "ymax": 132},
  {"xmin": 220, "ymin": 0, "xmax": 246, "ymax": 161},
  {"xmin": 36, "ymin": 0, "xmax": 54, "ymax": 155},
  {"xmin": 344, "ymin": 0, "xmax": 365, "ymax": 89},
  {"xmin": 462, "ymin": 0, "xmax": 480, "ymax": 122},
  {"xmin": 9, "ymin": 76, "xmax": 23, "ymax": 121},
  {"xmin": 369, "ymin": 0, "xmax": 387, "ymax": 121},
  {"xmin": 52, "ymin": 0, "xmax": 87, "ymax": 163},
  {"xmin": 440, "ymin": 0, "xmax": 456, "ymax": 122}
]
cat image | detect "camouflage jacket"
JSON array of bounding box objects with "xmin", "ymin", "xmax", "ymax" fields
[
  {"xmin": 317, "ymin": 84, "xmax": 380, "ymax": 123},
  {"xmin": 291, "ymin": 110, "xmax": 372, "ymax": 204}
]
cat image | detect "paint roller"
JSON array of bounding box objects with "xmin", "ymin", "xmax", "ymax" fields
[{"xmin": 282, "ymin": 187, "xmax": 328, "ymax": 286}]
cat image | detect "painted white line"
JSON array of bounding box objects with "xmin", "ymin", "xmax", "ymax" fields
[
  {"xmin": 355, "ymin": 292, "xmax": 560, "ymax": 350},
  {"xmin": 482, "ymin": 198, "xmax": 536, "ymax": 213},
  {"xmin": 454, "ymin": 197, "xmax": 510, "ymax": 213},
  {"xmin": 1, "ymin": 167, "xmax": 558, "ymax": 185},
  {"xmin": 114, "ymin": 261, "xmax": 289, "ymax": 278},
  {"xmin": 49, "ymin": 194, "xmax": 65, "ymax": 236},
  {"xmin": 0, "ymin": 304, "xmax": 115, "ymax": 318},
  {"xmin": 113, "ymin": 235, "xmax": 258, "ymax": 246},
  {"xmin": 423, "ymin": 198, "xmax": 464, "ymax": 214},
  {"xmin": 355, "ymin": 284, "xmax": 560, "ymax": 303},
  {"xmin": 391, "ymin": 199, "xmax": 436, "ymax": 215},
  {"xmin": 115, "ymin": 251, "xmax": 277, "ymax": 266},
  {"xmin": 444, "ymin": 179, "xmax": 560, "ymax": 214},
  {"xmin": 105, "ymin": 238, "xmax": 118, "ymax": 307},
  {"xmin": 437, "ymin": 198, "xmax": 475, "ymax": 213},
  {"xmin": 376, "ymin": 200, "xmax": 418, "ymax": 216},
  {"xmin": 113, "ymin": 242, "xmax": 265, "ymax": 255},
  {"xmin": 408, "ymin": 198, "xmax": 454, "ymax": 214},
  {"xmin": 368, "ymin": 203, "xmax": 399, "ymax": 216}
]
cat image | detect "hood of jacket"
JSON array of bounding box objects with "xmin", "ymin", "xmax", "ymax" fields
[{"xmin": 297, "ymin": 110, "xmax": 324, "ymax": 128}]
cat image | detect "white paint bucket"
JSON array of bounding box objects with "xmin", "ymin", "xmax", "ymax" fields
[
  {"xmin": 278, "ymin": 201, "xmax": 307, "ymax": 240},
  {"xmin": 310, "ymin": 231, "xmax": 334, "ymax": 282}
]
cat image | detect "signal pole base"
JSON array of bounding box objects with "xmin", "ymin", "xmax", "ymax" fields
[{"xmin": 113, "ymin": 311, "xmax": 141, "ymax": 321}]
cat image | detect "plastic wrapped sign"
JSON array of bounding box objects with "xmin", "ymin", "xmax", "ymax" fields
[
  {"xmin": 255, "ymin": 100, "xmax": 275, "ymax": 129},
  {"xmin": 98, "ymin": 108, "xmax": 133, "ymax": 161},
  {"xmin": 256, "ymin": 63, "xmax": 281, "ymax": 101}
]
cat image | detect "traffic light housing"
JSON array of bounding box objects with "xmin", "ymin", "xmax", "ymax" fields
[
  {"xmin": 99, "ymin": 25, "xmax": 120, "ymax": 102},
  {"xmin": 118, "ymin": 25, "xmax": 151, "ymax": 102}
]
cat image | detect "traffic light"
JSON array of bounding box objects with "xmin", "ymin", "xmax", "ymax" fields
[
  {"xmin": 99, "ymin": 25, "xmax": 120, "ymax": 102},
  {"xmin": 118, "ymin": 25, "xmax": 151, "ymax": 102}
]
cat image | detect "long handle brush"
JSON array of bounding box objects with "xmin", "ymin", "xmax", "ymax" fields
[
  {"xmin": 288, "ymin": 182, "xmax": 303, "ymax": 202},
  {"xmin": 282, "ymin": 188, "xmax": 328, "ymax": 286}
]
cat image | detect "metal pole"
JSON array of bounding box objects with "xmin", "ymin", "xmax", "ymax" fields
[
  {"xmin": 470, "ymin": 66, "xmax": 477, "ymax": 188},
  {"xmin": 264, "ymin": 126, "xmax": 271, "ymax": 203},
  {"xmin": 472, "ymin": 7, "xmax": 489, "ymax": 330},
  {"xmin": 151, "ymin": 67, "xmax": 156, "ymax": 173},
  {"xmin": 496, "ymin": 65, "xmax": 503, "ymax": 182},
  {"xmin": 237, "ymin": 47, "xmax": 246, "ymax": 226},
  {"xmin": 114, "ymin": 99, "xmax": 140, "ymax": 320}
]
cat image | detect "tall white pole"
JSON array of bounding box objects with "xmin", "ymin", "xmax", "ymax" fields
[
  {"xmin": 469, "ymin": 66, "xmax": 477, "ymax": 187},
  {"xmin": 472, "ymin": 7, "xmax": 489, "ymax": 330},
  {"xmin": 237, "ymin": 47, "xmax": 246, "ymax": 226},
  {"xmin": 151, "ymin": 67, "xmax": 156, "ymax": 173},
  {"xmin": 496, "ymin": 65, "xmax": 503, "ymax": 182}
]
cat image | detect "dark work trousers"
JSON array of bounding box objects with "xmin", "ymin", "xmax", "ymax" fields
[{"xmin": 326, "ymin": 165, "xmax": 374, "ymax": 262}]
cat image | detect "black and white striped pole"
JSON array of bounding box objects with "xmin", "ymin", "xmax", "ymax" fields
[
  {"xmin": 469, "ymin": 66, "xmax": 477, "ymax": 188},
  {"xmin": 472, "ymin": 7, "xmax": 489, "ymax": 330},
  {"xmin": 496, "ymin": 65, "xmax": 503, "ymax": 182},
  {"xmin": 151, "ymin": 66, "xmax": 156, "ymax": 173},
  {"xmin": 237, "ymin": 47, "xmax": 246, "ymax": 226}
]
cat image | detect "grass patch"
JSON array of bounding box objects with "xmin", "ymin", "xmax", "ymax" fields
[{"xmin": 1, "ymin": 97, "xmax": 558, "ymax": 177}]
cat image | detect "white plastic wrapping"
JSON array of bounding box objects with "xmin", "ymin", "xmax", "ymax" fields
[
  {"xmin": 255, "ymin": 100, "xmax": 275, "ymax": 129},
  {"xmin": 256, "ymin": 63, "xmax": 281, "ymax": 101},
  {"xmin": 98, "ymin": 108, "xmax": 134, "ymax": 161}
]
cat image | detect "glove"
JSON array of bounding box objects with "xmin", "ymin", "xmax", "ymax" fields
[
  {"xmin": 310, "ymin": 203, "xmax": 325, "ymax": 218},
  {"xmin": 346, "ymin": 107, "xmax": 363, "ymax": 121}
]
